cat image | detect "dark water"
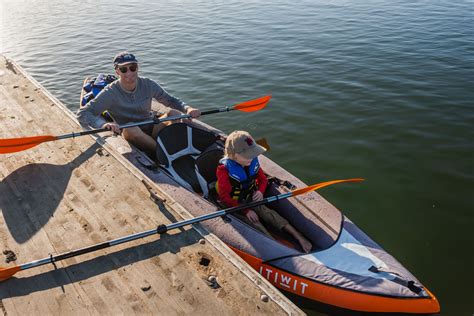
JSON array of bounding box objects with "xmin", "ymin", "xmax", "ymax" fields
[{"xmin": 1, "ymin": 1, "xmax": 473, "ymax": 314}]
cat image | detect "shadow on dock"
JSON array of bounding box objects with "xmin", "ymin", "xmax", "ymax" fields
[
  {"xmin": 0, "ymin": 229, "xmax": 205, "ymax": 299},
  {"xmin": 0, "ymin": 144, "xmax": 99, "ymax": 244}
]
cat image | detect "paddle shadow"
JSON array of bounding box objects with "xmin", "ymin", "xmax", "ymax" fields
[
  {"xmin": 0, "ymin": 144, "xmax": 99, "ymax": 244},
  {"xmin": 0, "ymin": 229, "xmax": 203, "ymax": 299}
]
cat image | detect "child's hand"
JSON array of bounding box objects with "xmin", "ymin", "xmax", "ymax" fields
[
  {"xmin": 245, "ymin": 210, "xmax": 260, "ymax": 223},
  {"xmin": 252, "ymin": 191, "xmax": 263, "ymax": 202}
]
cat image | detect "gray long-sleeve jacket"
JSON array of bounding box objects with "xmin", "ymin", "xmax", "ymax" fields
[{"xmin": 76, "ymin": 77, "xmax": 187, "ymax": 128}]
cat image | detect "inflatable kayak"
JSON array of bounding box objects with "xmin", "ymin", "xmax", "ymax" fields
[{"xmin": 79, "ymin": 75, "xmax": 440, "ymax": 314}]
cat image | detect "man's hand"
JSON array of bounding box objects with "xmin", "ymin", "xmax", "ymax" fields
[
  {"xmin": 252, "ymin": 191, "xmax": 263, "ymax": 202},
  {"xmin": 152, "ymin": 110, "xmax": 162, "ymax": 120},
  {"xmin": 186, "ymin": 106, "xmax": 201, "ymax": 118},
  {"xmin": 245, "ymin": 210, "xmax": 260, "ymax": 224},
  {"xmin": 102, "ymin": 122, "xmax": 121, "ymax": 135}
]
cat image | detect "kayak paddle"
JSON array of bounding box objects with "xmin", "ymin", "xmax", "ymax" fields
[
  {"xmin": 255, "ymin": 138, "xmax": 270, "ymax": 151},
  {"xmin": 0, "ymin": 95, "xmax": 271, "ymax": 154},
  {"xmin": 0, "ymin": 178, "xmax": 362, "ymax": 282}
]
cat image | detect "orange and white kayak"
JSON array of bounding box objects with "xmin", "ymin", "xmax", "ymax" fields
[{"xmin": 80, "ymin": 76, "xmax": 440, "ymax": 314}]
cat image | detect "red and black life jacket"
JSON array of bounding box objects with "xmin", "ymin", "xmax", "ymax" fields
[{"xmin": 218, "ymin": 157, "xmax": 260, "ymax": 203}]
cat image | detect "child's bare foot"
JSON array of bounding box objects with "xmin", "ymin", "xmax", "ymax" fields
[
  {"xmin": 298, "ymin": 237, "xmax": 312, "ymax": 253},
  {"xmin": 283, "ymin": 224, "xmax": 313, "ymax": 253}
]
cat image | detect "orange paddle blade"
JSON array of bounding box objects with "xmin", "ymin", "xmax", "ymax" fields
[
  {"xmin": 256, "ymin": 138, "xmax": 270, "ymax": 151},
  {"xmin": 292, "ymin": 178, "xmax": 365, "ymax": 197},
  {"xmin": 0, "ymin": 135, "xmax": 58, "ymax": 154},
  {"xmin": 0, "ymin": 265, "xmax": 21, "ymax": 281},
  {"xmin": 233, "ymin": 95, "xmax": 271, "ymax": 113}
]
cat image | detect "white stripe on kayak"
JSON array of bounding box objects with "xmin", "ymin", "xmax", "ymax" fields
[{"xmin": 301, "ymin": 229, "xmax": 395, "ymax": 280}]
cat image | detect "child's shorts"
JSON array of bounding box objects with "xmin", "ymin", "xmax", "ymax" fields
[{"xmin": 236, "ymin": 205, "xmax": 289, "ymax": 237}]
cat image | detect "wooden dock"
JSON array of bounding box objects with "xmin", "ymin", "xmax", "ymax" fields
[{"xmin": 0, "ymin": 55, "xmax": 303, "ymax": 315}]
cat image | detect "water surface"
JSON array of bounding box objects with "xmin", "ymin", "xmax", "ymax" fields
[{"xmin": 1, "ymin": 1, "xmax": 473, "ymax": 314}]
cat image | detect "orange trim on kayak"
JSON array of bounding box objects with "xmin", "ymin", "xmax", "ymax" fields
[{"xmin": 229, "ymin": 246, "xmax": 440, "ymax": 313}]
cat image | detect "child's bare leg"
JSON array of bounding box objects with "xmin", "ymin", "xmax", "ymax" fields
[{"xmin": 283, "ymin": 224, "xmax": 312, "ymax": 253}]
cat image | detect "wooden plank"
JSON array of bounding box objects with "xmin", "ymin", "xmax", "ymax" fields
[{"xmin": 0, "ymin": 55, "xmax": 303, "ymax": 315}]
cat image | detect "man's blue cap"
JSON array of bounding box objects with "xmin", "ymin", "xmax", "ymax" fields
[{"xmin": 113, "ymin": 51, "xmax": 138, "ymax": 67}]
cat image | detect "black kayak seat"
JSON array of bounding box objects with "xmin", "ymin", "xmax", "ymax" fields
[
  {"xmin": 155, "ymin": 123, "xmax": 223, "ymax": 194},
  {"xmin": 195, "ymin": 145, "xmax": 224, "ymax": 199}
]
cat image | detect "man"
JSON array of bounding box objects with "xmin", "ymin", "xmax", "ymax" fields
[{"xmin": 76, "ymin": 51, "xmax": 200, "ymax": 156}]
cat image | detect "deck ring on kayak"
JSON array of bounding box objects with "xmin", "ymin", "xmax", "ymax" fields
[
  {"xmin": 267, "ymin": 176, "xmax": 296, "ymax": 190},
  {"xmin": 369, "ymin": 265, "xmax": 423, "ymax": 294},
  {"xmin": 282, "ymin": 180, "xmax": 296, "ymax": 190},
  {"xmin": 407, "ymin": 281, "xmax": 422, "ymax": 294}
]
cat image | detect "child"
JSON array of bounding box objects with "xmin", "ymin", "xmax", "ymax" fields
[{"xmin": 216, "ymin": 131, "xmax": 312, "ymax": 253}]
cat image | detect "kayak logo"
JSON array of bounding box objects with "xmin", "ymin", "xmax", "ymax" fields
[{"xmin": 259, "ymin": 266, "xmax": 309, "ymax": 294}]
